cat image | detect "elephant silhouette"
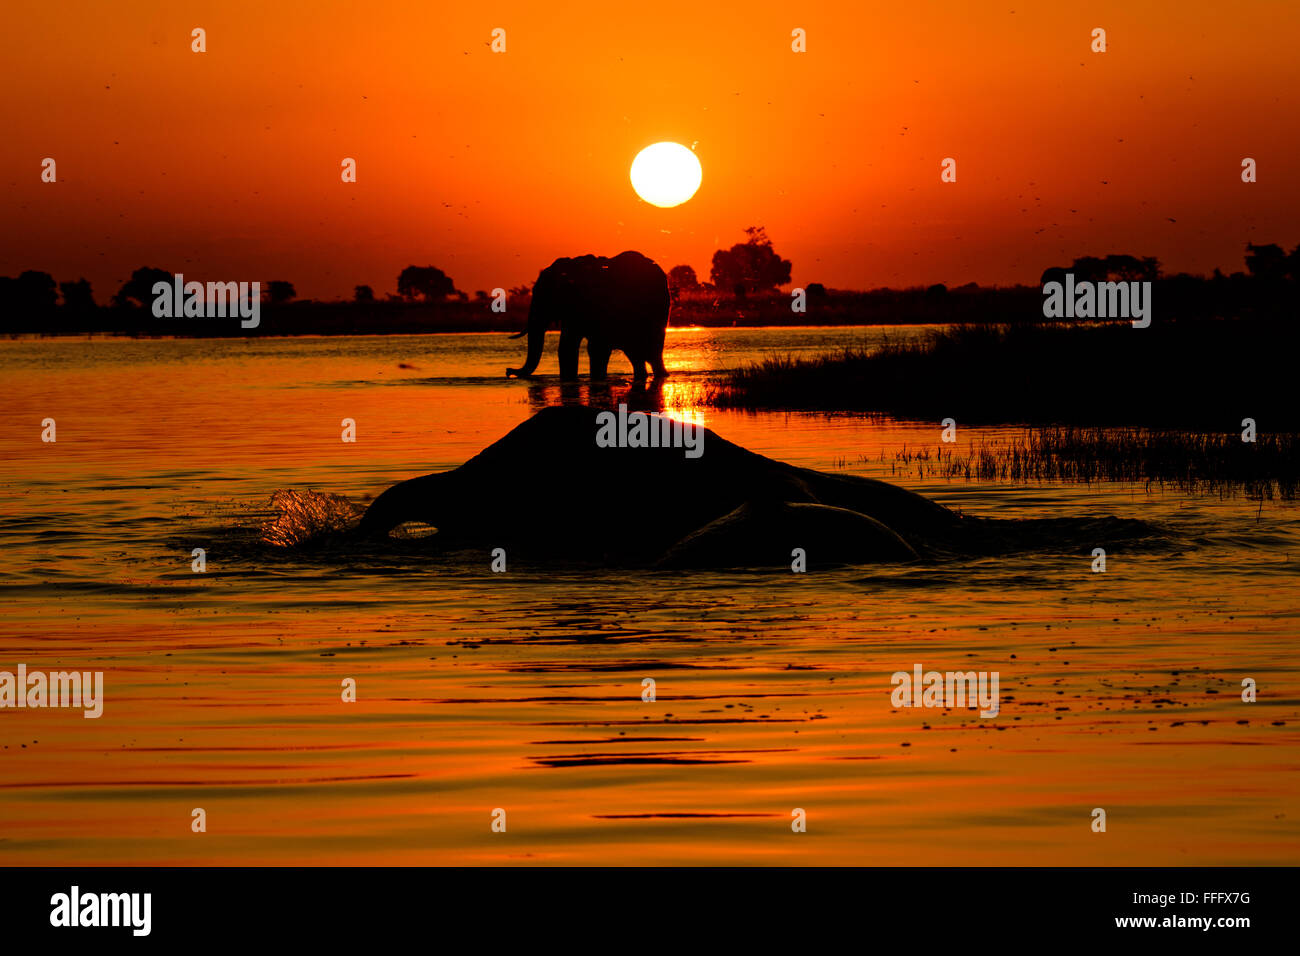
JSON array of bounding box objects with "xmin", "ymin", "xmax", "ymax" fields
[
  {"xmin": 354, "ymin": 406, "xmax": 1159, "ymax": 568},
  {"xmin": 505, "ymin": 251, "xmax": 670, "ymax": 381}
]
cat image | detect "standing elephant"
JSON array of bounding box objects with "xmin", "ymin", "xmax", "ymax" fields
[{"xmin": 505, "ymin": 251, "xmax": 670, "ymax": 381}]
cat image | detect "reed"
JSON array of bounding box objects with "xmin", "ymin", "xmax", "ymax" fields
[{"xmin": 883, "ymin": 427, "xmax": 1297, "ymax": 500}]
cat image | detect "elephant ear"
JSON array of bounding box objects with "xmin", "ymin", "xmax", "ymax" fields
[
  {"xmin": 568, "ymin": 254, "xmax": 604, "ymax": 281},
  {"xmin": 548, "ymin": 268, "xmax": 580, "ymax": 297},
  {"xmin": 534, "ymin": 259, "xmax": 571, "ymax": 299},
  {"xmin": 551, "ymin": 256, "xmax": 605, "ymax": 299},
  {"xmin": 542, "ymin": 257, "xmax": 571, "ymax": 278}
]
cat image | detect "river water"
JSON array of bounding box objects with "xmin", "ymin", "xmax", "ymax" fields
[{"xmin": 1, "ymin": 327, "xmax": 1295, "ymax": 864}]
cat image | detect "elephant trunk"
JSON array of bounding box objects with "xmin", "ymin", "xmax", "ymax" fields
[
  {"xmin": 356, "ymin": 473, "xmax": 444, "ymax": 538},
  {"xmin": 505, "ymin": 303, "xmax": 547, "ymax": 378}
]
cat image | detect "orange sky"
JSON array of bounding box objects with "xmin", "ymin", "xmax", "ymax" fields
[{"xmin": 2, "ymin": 0, "xmax": 1297, "ymax": 301}]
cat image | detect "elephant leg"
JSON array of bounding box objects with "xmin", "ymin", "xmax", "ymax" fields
[
  {"xmin": 587, "ymin": 340, "xmax": 611, "ymax": 379},
  {"xmin": 629, "ymin": 353, "xmax": 649, "ymax": 381},
  {"xmin": 650, "ymin": 325, "xmax": 669, "ymax": 378},
  {"xmin": 558, "ymin": 329, "xmax": 581, "ymax": 380}
]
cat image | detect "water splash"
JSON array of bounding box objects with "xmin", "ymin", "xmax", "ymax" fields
[
  {"xmin": 260, "ymin": 489, "xmax": 364, "ymax": 548},
  {"xmin": 258, "ymin": 489, "xmax": 441, "ymax": 548}
]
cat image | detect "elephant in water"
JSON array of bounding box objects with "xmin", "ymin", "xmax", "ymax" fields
[
  {"xmin": 354, "ymin": 406, "xmax": 1156, "ymax": 568},
  {"xmin": 505, "ymin": 251, "xmax": 670, "ymax": 381}
]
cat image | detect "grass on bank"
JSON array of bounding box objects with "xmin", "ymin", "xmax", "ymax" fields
[
  {"xmin": 708, "ymin": 319, "xmax": 1299, "ymax": 430},
  {"xmin": 883, "ymin": 427, "xmax": 1297, "ymax": 501},
  {"xmin": 708, "ymin": 319, "xmax": 1299, "ymax": 497}
]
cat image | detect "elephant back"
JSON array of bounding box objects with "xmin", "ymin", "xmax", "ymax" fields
[{"xmin": 540, "ymin": 252, "xmax": 667, "ymax": 305}]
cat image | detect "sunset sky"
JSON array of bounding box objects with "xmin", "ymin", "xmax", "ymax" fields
[{"xmin": 3, "ymin": 0, "xmax": 1297, "ymax": 301}]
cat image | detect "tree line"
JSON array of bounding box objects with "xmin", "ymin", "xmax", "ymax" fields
[{"xmin": 3, "ymin": 234, "xmax": 1298, "ymax": 316}]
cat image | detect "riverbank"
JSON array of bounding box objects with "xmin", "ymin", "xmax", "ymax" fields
[{"xmin": 708, "ymin": 318, "xmax": 1300, "ymax": 431}]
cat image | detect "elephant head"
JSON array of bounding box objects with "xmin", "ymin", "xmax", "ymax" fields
[
  {"xmin": 506, "ymin": 251, "xmax": 670, "ymax": 381},
  {"xmin": 505, "ymin": 256, "xmax": 586, "ymax": 379}
]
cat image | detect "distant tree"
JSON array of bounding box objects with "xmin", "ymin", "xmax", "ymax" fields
[
  {"xmin": 668, "ymin": 265, "xmax": 699, "ymax": 291},
  {"xmin": 59, "ymin": 278, "xmax": 96, "ymax": 311},
  {"xmin": 1245, "ymin": 243, "xmax": 1288, "ymax": 281},
  {"xmin": 926, "ymin": 283, "xmax": 948, "ymax": 297},
  {"xmin": 0, "ymin": 271, "xmax": 59, "ymax": 312},
  {"xmin": 0, "ymin": 271, "xmax": 59, "ymax": 327},
  {"xmin": 354, "ymin": 284, "xmax": 375, "ymax": 303},
  {"xmin": 1102, "ymin": 254, "xmax": 1138, "ymax": 280},
  {"xmin": 114, "ymin": 267, "xmax": 172, "ymax": 308},
  {"xmin": 473, "ymin": 289, "xmax": 489, "ymax": 303},
  {"xmin": 397, "ymin": 265, "xmax": 458, "ymax": 302},
  {"xmin": 805, "ymin": 282, "xmax": 828, "ymax": 301},
  {"xmin": 710, "ymin": 227, "xmax": 793, "ymax": 297},
  {"xmin": 1049, "ymin": 256, "xmax": 1160, "ymax": 284},
  {"xmin": 267, "ymin": 281, "xmax": 296, "ymax": 305},
  {"xmin": 1103, "ymin": 254, "xmax": 1160, "ymax": 281},
  {"xmin": 508, "ymin": 283, "xmax": 532, "ymax": 298},
  {"xmin": 1069, "ymin": 256, "xmax": 1108, "ymax": 283}
]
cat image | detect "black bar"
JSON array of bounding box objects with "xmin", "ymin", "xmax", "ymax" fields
[{"xmin": 0, "ymin": 867, "xmax": 1291, "ymax": 942}]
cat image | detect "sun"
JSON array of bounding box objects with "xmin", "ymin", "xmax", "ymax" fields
[{"xmin": 630, "ymin": 142, "xmax": 702, "ymax": 208}]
